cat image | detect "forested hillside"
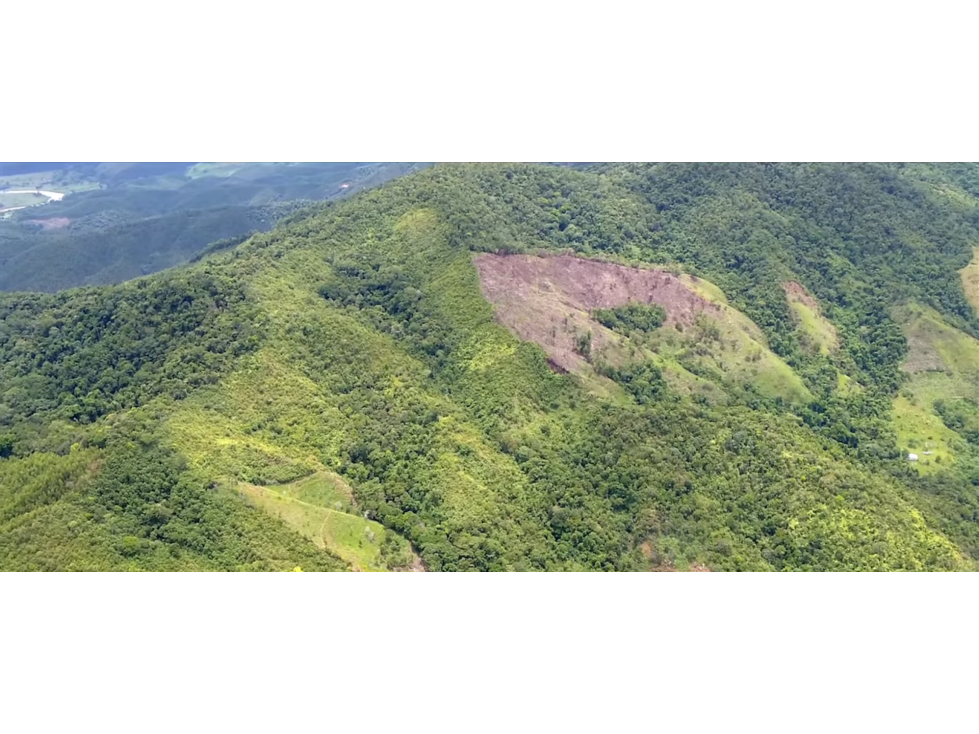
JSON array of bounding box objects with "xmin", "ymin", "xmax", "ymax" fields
[{"xmin": 1, "ymin": 163, "xmax": 977, "ymax": 571}]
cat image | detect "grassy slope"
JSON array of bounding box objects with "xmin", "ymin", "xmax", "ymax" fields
[
  {"xmin": 618, "ymin": 308, "xmax": 812, "ymax": 405},
  {"xmin": 961, "ymin": 247, "xmax": 979, "ymax": 313},
  {"xmin": 237, "ymin": 477, "xmax": 411, "ymax": 572},
  {"xmin": 893, "ymin": 302, "xmax": 979, "ymax": 473},
  {"xmin": 0, "ymin": 446, "xmax": 347, "ymax": 571},
  {"xmin": 784, "ymin": 290, "xmax": 839, "ymax": 356},
  {"xmin": 187, "ymin": 163, "xmax": 250, "ymax": 179},
  {"xmin": 653, "ymin": 279, "xmax": 812, "ymax": 404}
]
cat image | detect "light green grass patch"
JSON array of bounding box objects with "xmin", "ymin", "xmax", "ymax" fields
[
  {"xmin": 960, "ymin": 247, "xmax": 979, "ymax": 314},
  {"xmin": 788, "ymin": 299, "xmax": 838, "ymax": 355},
  {"xmin": 893, "ymin": 394, "xmax": 961, "ymax": 473},
  {"xmin": 269, "ymin": 472, "xmax": 356, "ymax": 512},
  {"xmin": 165, "ymin": 351, "xmax": 350, "ymax": 484},
  {"xmin": 0, "ymin": 172, "xmax": 54, "ymax": 190},
  {"xmin": 683, "ymin": 274, "xmax": 729, "ymax": 305},
  {"xmin": 186, "ymin": 163, "xmax": 248, "ymax": 178},
  {"xmin": 836, "ymin": 371, "xmax": 862, "ymax": 396},
  {"xmin": 635, "ymin": 308, "xmax": 812, "ymax": 405},
  {"xmin": 640, "ymin": 346, "xmax": 726, "ymax": 402},
  {"xmin": 238, "ymin": 481, "xmax": 399, "ymax": 571},
  {"xmin": 891, "ymin": 302, "xmax": 979, "ymax": 472},
  {"xmin": 781, "ymin": 282, "xmax": 839, "ymax": 356},
  {"xmin": 896, "ymin": 302, "xmax": 979, "ymax": 375}
]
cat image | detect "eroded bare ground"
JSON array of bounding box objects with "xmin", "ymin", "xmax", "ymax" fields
[
  {"xmin": 781, "ymin": 280, "xmax": 821, "ymax": 312},
  {"xmin": 473, "ymin": 253, "xmax": 723, "ymax": 373}
]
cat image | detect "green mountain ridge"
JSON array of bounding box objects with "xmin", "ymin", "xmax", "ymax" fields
[{"xmin": 1, "ymin": 162, "xmax": 978, "ymax": 571}]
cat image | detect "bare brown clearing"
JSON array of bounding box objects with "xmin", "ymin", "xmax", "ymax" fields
[{"xmin": 473, "ymin": 253, "xmax": 723, "ymax": 373}]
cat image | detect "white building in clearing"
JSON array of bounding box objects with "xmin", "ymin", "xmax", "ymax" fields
[{"xmin": 908, "ymin": 453, "xmax": 919, "ymax": 462}]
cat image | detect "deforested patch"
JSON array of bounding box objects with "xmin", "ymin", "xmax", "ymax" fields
[{"xmin": 473, "ymin": 253, "xmax": 723, "ymax": 374}]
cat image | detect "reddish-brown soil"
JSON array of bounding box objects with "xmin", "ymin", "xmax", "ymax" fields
[
  {"xmin": 473, "ymin": 253, "xmax": 723, "ymax": 373},
  {"xmin": 781, "ymin": 280, "xmax": 821, "ymax": 313},
  {"xmin": 24, "ymin": 217, "xmax": 71, "ymax": 230}
]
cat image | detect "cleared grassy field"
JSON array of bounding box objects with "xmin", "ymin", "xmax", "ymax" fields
[
  {"xmin": 893, "ymin": 392, "xmax": 960, "ymax": 473},
  {"xmin": 238, "ymin": 476, "xmax": 415, "ymax": 571},
  {"xmin": 162, "ymin": 355, "xmax": 419, "ymax": 571}
]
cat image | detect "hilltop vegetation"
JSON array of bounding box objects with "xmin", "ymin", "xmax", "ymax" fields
[{"xmin": 1, "ymin": 162, "xmax": 978, "ymax": 571}]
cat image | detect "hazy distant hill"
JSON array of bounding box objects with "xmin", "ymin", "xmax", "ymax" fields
[{"xmin": 0, "ymin": 162, "xmax": 429, "ymax": 292}]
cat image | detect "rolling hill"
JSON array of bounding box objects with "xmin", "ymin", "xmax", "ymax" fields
[{"xmin": 1, "ymin": 162, "xmax": 977, "ymax": 571}]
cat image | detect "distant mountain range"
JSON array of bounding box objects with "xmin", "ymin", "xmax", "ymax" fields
[{"xmin": 0, "ymin": 163, "xmax": 430, "ymax": 291}]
